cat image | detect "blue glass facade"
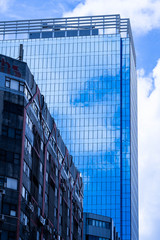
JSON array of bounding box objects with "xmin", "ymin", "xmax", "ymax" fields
[{"xmin": 0, "ymin": 15, "xmax": 138, "ymax": 240}]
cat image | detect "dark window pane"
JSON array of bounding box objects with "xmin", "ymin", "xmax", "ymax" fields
[
  {"xmin": 8, "ymin": 128, "xmax": 15, "ymax": 138},
  {"xmin": 3, "ymin": 203, "xmax": 10, "ymax": 215},
  {"xmin": 79, "ymin": 30, "xmax": 90, "ymax": 36},
  {"xmin": 2, "ymin": 125, "xmax": 8, "ymax": 136},
  {"xmin": 42, "ymin": 31, "xmax": 52, "ymax": 38},
  {"xmin": 0, "ymin": 149, "xmax": 5, "ymax": 160},
  {"xmin": 88, "ymin": 218, "xmax": 92, "ymax": 225},
  {"xmin": 92, "ymin": 29, "xmax": 98, "ymax": 35},
  {"xmin": 67, "ymin": 30, "xmax": 78, "ymax": 37},
  {"xmin": 54, "ymin": 31, "xmax": 65, "ymax": 38},
  {"xmin": 15, "ymin": 129, "xmax": 21, "ymax": 139},
  {"xmin": 29, "ymin": 32, "xmax": 40, "ymax": 39}
]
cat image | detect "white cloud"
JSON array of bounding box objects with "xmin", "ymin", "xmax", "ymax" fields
[
  {"xmin": 64, "ymin": 0, "xmax": 160, "ymax": 34},
  {"xmin": 0, "ymin": 0, "xmax": 11, "ymax": 12},
  {"xmin": 138, "ymin": 59, "xmax": 160, "ymax": 240}
]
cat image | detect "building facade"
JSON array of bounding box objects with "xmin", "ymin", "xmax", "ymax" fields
[
  {"xmin": 0, "ymin": 54, "xmax": 83, "ymax": 240},
  {"xmin": 83, "ymin": 212, "xmax": 120, "ymax": 240},
  {"xmin": 0, "ymin": 15, "xmax": 138, "ymax": 240}
]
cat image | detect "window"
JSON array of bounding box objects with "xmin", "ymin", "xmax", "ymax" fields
[
  {"xmin": 0, "ymin": 150, "xmax": 5, "ymax": 161},
  {"xmin": 56, "ymin": 168, "xmax": 58, "ymax": 177},
  {"xmin": 60, "ymin": 195, "xmax": 62, "ymax": 205},
  {"xmin": 10, "ymin": 210, "xmax": 16, "ymax": 217},
  {"xmin": 7, "ymin": 178, "xmax": 17, "ymax": 190},
  {"xmin": 2, "ymin": 125, "xmax": 7, "ymax": 136},
  {"xmin": 19, "ymin": 82, "xmax": 24, "ymax": 92},
  {"xmin": 41, "ymin": 141, "xmax": 44, "ymax": 151},
  {"xmin": 54, "ymin": 208, "xmax": 57, "ymax": 217},
  {"xmin": 24, "ymin": 86, "xmax": 31, "ymax": 100},
  {"xmin": 14, "ymin": 153, "xmax": 20, "ymax": 165},
  {"xmin": 44, "ymin": 124, "xmax": 49, "ymax": 138},
  {"xmin": 32, "ymin": 101, "xmax": 39, "ymax": 118},
  {"xmin": 2, "ymin": 125, "xmax": 21, "ymax": 139},
  {"xmin": 8, "ymin": 127, "xmax": 15, "ymax": 138},
  {"xmin": 88, "ymin": 218, "xmax": 92, "ymax": 225},
  {"xmin": 46, "ymin": 172, "xmax": 48, "ymax": 182},
  {"xmin": 37, "ymin": 231, "xmax": 40, "ymax": 240},
  {"xmin": 87, "ymin": 218, "xmax": 111, "ymax": 229},
  {"xmin": 40, "ymin": 162, "xmax": 43, "ymax": 173},
  {"xmin": 105, "ymin": 222, "xmax": 110, "ymax": 229},
  {"xmin": 50, "ymin": 137, "xmax": 55, "ymax": 149},
  {"xmin": 68, "ymin": 189, "xmax": 70, "ymax": 199},
  {"xmin": 3, "ymin": 100, "xmax": 23, "ymax": 116},
  {"xmin": 59, "ymin": 153, "xmax": 63, "ymax": 164},
  {"xmin": 5, "ymin": 77, "xmax": 24, "ymax": 93},
  {"xmin": 55, "ymin": 188, "xmax": 57, "ymax": 197},
  {"xmin": 59, "ymin": 215, "xmax": 62, "ymax": 225},
  {"xmin": 39, "ymin": 184, "xmax": 42, "ymax": 196},
  {"xmin": 78, "ymin": 209, "xmax": 81, "ymax": 218},
  {"xmin": 10, "ymin": 79, "xmax": 19, "ymax": 90},
  {"xmin": 5, "ymin": 78, "xmax": 10, "ymax": 88},
  {"xmin": 22, "ymin": 186, "xmax": 28, "ymax": 201},
  {"xmin": 78, "ymin": 226, "xmax": 81, "ymax": 235},
  {"xmin": 67, "ymin": 208, "xmax": 70, "ymax": 217},
  {"xmin": 21, "ymin": 211, "xmax": 28, "ymax": 226},
  {"xmin": 64, "ymin": 163, "xmax": 69, "ymax": 176},
  {"xmin": 102, "ymin": 222, "xmax": 106, "ymax": 228},
  {"xmin": 23, "ymin": 161, "xmax": 30, "ymax": 178},
  {"xmin": 47, "ymin": 151, "xmax": 50, "ymax": 161},
  {"xmin": 15, "ymin": 129, "xmax": 21, "ymax": 139},
  {"xmin": 67, "ymin": 227, "xmax": 69, "ymax": 236},
  {"xmin": 25, "ymin": 138, "xmax": 32, "ymax": 154},
  {"xmin": 26, "ymin": 114, "xmax": 33, "ymax": 131},
  {"xmin": 45, "ymin": 193, "xmax": 48, "ymax": 204},
  {"xmin": 38, "ymin": 207, "xmax": 41, "ymax": 217},
  {"xmin": 92, "ymin": 219, "xmax": 95, "ymax": 226},
  {"xmin": 3, "ymin": 203, "xmax": 16, "ymax": 217}
]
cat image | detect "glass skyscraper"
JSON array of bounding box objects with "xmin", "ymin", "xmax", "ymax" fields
[{"xmin": 0, "ymin": 15, "xmax": 138, "ymax": 240}]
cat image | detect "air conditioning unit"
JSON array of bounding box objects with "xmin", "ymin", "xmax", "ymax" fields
[
  {"xmin": 39, "ymin": 215, "xmax": 46, "ymax": 226},
  {"xmin": 46, "ymin": 225, "xmax": 52, "ymax": 234},
  {"xmin": 24, "ymin": 225, "xmax": 29, "ymax": 232},
  {"xmin": 22, "ymin": 218, "xmax": 27, "ymax": 226},
  {"xmin": 0, "ymin": 189, "xmax": 5, "ymax": 195},
  {"xmin": 61, "ymin": 183, "xmax": 66, "ymax": 192},
  {"xmin": 28, "ymin": 202, "xmax": 34, "ymax": 212},
  {"xmin": 72, "ymin": 197, "xmax": 76, "ymax": 205},
  {"xmin": 22, "ymin": 224, "xmax": 29, "ymax": 232},
  {"xmin": 0, "ymin": 214, "xmax": 4, "ymax": 222}
]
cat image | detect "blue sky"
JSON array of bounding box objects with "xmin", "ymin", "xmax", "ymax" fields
[
  {"xmin": 0, "ymin": 0, "xmax": 160, "ymax": 74},
  {"xmin": 0, "ymin": 0, "xmax": 160, "ymax": 239}
]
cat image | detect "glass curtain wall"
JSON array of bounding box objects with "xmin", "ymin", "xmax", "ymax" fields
[{"xmin": 0, "ymin": 18, "xmax": 138, "ymax": 240}]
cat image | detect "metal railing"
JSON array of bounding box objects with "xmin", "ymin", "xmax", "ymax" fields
[
  {"xmin": 0, "ymin": 15, "xmax": 130, "ymax": 36},
  {"xmin": 0, "ymin": 15, "xmax": 136, "ymax": 63}
]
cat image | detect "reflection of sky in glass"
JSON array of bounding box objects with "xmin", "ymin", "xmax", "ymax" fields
[{"xmin": 0, "ymin": 34, "xmax": 138, "ymax": 240}]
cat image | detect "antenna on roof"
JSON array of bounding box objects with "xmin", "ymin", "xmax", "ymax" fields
[{"xmin": 18, "ymin": 44, "xmax": 24, "ymax": 61}]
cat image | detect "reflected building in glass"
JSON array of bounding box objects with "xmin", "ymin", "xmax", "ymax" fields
[{"xmin": 0, "ymin": 15, "xmax": 138, "ymax": 240}]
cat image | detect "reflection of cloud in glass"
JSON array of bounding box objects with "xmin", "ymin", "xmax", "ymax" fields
[
  {"xmin": 50, "ymin": 75, "xmax": 123, "ymax": 159},
  {"xmin": 70, "ymin": 76, "xmax": 119, "ymax": 107}
]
